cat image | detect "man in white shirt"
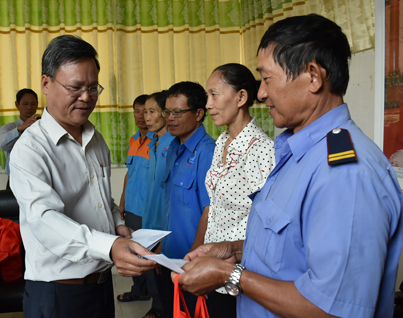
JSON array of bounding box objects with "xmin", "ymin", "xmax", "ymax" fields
[
  {"xmin": 0, "ymin": 88, "xmax": 40, "ymax": 188},
  {"xmin": 10, "ymin": 35, "xmax": 157, "ymax": 318}
]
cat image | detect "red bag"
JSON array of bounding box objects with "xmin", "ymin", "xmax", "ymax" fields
[
  {"xmin": 0, "ymin": 218, "xmax": 23, "ymax": 281},
  {"xmin": 174, "ymin": 274, "xmax": 209, "ymax": 318}
]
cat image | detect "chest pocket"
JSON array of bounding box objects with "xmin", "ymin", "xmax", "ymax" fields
[
  {"xmin": 125, "ymin": 156, "xmax": 133, "ymax": 167},
  {"xmin": 253, "ymin": 200, "xmax": 291, "ymax": 273},
  {"xmin": 173, "ymin": 175, "xmax": 195, "ymax": 207}
]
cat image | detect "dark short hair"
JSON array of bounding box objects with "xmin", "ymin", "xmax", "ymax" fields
[
  {"xmin": 166, "ymin": 81, "xmax": 207, "ymax": 121},
  {"xmin": 213, "ymin": 63, "xmax": 257, "ymax": 108},
  {"xmin": 16, "ymin": 88, "xmax": 38, "ymax": 104},
  {"xmin": 42, "ymin": 35, "xmax": 100, "ymax": 78},
  {"xmin": 258, "ymin": 14, "xmax": 351, "ymax": 95},
  {"xmin": 147, "ymin": 90, "xmax": 168, "ymax": 111},
  {"xmin": 133, "ymin": 94, "xmax": 149, "ymax": 108}
]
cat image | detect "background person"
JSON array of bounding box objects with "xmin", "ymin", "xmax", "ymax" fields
[
  {"xmin": 142, "ymin": 90, "xmax": 174, "ymax": 318},
  {"xmin": 10, "ymin": 35, "xmax": 157, "ymax": 318},
  {"xmin": 160, "ymin": 81, "xmax": 215, "ymax": 318},
  {"xmin": 117, "ymin": 93, "xmax": 155, "ymax": 303},
  {"xmin": 173, "ymin": 14, "xmax": 403, "ymax": 318},
  {"xmin": 0, "ymin": 88, "xmax": 40, "ymax": 188},
  {"xmin": 200, "ymin": 63, "xmax": 275, "ymax": 317}
]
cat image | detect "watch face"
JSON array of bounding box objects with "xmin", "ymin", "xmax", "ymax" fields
[{"xmin": 225, "ymin": 282, "xmax": 240, "ymax": 296}]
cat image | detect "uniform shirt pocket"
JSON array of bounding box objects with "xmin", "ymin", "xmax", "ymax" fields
[
  {"xmin": 253, "ymin": 199, "xmax": 291, "ymax": 273},
  {"xmin": 173, "ymin": 175, "xmax": 195, "ymax": 207},
  {"xmin": 125, "ymin": 156, "xmax": 133, "ymax": 167}
]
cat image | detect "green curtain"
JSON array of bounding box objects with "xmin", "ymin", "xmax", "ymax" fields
[{"xmin": 0, "ymin": 0, "xmax": 375, "ymax": 169}]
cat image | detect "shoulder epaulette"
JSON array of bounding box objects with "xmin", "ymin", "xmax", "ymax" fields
[{"xmin": 327, "ymin": 128, "xmax": 357, "ymax": 166}]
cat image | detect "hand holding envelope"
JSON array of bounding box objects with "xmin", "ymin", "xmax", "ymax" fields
[{"xmin": 130, "ymin": 229, "xmax": 188, "ymax": 273}]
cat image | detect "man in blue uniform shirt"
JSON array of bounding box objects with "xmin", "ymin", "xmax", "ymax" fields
[
  {"xmin": 173, "ymin": 14, "xmax": 403, "ymax": 318},
  {"xmin": 160, "ymin": 81, "xmax": 215, "ymax": 318},
  {"xmin": 117, "ymin": 94, "xmax": 155, "ymax": 303}
]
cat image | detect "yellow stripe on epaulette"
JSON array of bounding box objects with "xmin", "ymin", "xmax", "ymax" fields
[
  {"xmin": 327, "ymin": 128, "xmax": 357, "ymax": 166},
  {"xmin": 328, "ymin": 150, "xmax": 356, "ymax": 161}
]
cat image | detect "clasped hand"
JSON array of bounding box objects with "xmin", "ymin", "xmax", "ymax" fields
[{"xmin": 171, "ymin": 241, "xmax": 242, "ymax": 295}]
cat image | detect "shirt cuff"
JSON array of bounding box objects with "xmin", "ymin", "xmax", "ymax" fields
[{"xmin": 88, "ymin": 230, "xmax": 118, "ymax": 262}]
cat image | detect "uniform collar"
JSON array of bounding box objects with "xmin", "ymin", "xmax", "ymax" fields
[
  {"xmin": 276, "ymin": 104, "xmax": 351, "ymax": 162},
  {"xmin": 172, "ymin": 124, "xmax": 208, "ymax": 153},
  {"xmin": 134, "ymin": 130, "xmax": 154, "ymax": 140}
]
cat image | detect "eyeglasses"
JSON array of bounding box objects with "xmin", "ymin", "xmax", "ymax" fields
[
  {"xmin": 49, "ymin": 76, "xmax": 104, "ymax": 97},
  {"xmin": 164, "ymin": 109, "xmax": 196, "ymax": 118}
]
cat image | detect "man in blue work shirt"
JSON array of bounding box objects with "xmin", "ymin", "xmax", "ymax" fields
[
  {"xmin": 117, "ymin": 94, "xmax": 155, "ymax": 303},
  {"xmin": 173, "ymin": 15, "xmax": 403, "ymax": 318},
  {"xmin": 160, "ymin": 81, "xmax": 215, "ymax": 318}
]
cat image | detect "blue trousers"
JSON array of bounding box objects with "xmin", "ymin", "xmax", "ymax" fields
[{"xmin": 23, "ymin": 274, "xmax": 114, "ymax": 318}]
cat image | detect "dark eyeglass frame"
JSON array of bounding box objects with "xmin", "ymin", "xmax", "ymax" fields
[
  {"xmin": 164, "ymin": 108, "xmax": 196, "ymax": 118},
  {"xmin": 49, "ymin": 75, "xmax": 104, "ymax": 97}
]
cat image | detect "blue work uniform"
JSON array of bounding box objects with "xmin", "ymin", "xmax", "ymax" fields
[
  {"xmin": 142, "ymin": 131, "xmax": 175, "ymax": 230},
  {"xmin": 161, "ymin": 125, "xmax": 215, "ymax": 259},
  {"xmin": 124, "ymin": 130, "xmax": 154, "ymax": 216},
  {"xmin": 238, "ymin": 104, "xmax": 403, "ymax": 317}
]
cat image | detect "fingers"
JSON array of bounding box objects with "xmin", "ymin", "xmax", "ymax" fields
[
  {"xmin": 111, "ymin": 238, "xmax": 158, "ymax": 277},
  {"xmin": 176, "ymin": 257, "xmax": 234, "ymax": 296},
  {"xmin": 171, "ymin": 271, "xmax": 178, "ymax": 282},
  {"xmin": 115, "ymin": 225, "xmax": 133, "ymax": 238}
]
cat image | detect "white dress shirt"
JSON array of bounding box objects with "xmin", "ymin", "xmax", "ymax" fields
[
  {"xmin": 10, "ymin": 108, "xmax": 123, "ymax": 282},
  {"xmin": 0, "ymin": 118, "xmax": 23, "ymax": 175}
]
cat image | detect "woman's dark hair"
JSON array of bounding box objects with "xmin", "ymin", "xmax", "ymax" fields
[
  {"xmin": 147, "ymin": 90, "xmax": 168, "ymax": 111},
  {"xmin": 258, "ymin": 14, "xmax": 351, "ymax": 95},
  {"xmin": 42, "ymin": 35, "xmax": 100, "ymax": 78},
  {"xmin": 16, "ymin": 88, "xmax": 38, "ymax": 104},
  {"xmin": 213, "ymin": 63, "xmax": 257, "ymax": 108}
]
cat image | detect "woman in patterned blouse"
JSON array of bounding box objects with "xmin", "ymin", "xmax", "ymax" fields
[{"xmin": 199, "ymin": 63, "xmax": 276, "ymax": 317}]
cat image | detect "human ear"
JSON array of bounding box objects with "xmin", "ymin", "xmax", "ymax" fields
[
  {"xmin": 41, "ymin": 75, "xmax": 50, "ymax": 96},
  {"xmin": 307, "ymin": 62, "xmax": 326, "ymax": 94},
  {"xmin": 237, "ymin": 89, "xmax": 248, "ymax": 108},
  {"xmin": 196, "ymin": 108, "xmax": 205, "ymax": 122}
]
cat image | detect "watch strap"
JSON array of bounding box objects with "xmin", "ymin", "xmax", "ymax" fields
[{"xmin": 226, "ymin": 263, "xmax": 245, "ymax": 294}]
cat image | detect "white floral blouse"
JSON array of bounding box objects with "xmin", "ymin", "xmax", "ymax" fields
[{"xmin": 204, "ymin": 117, "xmax": 275, "ymax": 244}]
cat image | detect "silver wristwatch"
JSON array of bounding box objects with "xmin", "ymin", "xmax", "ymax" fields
[{"xmin": 225, "ymin": 263, "xmax": 245, "ymax": 296}]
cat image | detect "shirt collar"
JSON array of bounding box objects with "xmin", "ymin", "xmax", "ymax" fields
[
  {"xmin": 41, "ymin": 107, "xmax": 94, "ymax": 146},
  {"xmin": 172, "ymin": 124, "xmax": 207, "ymax": 152},
  {"xmin": 218, "ymin": 117, "xmax": 263, "ymax": 154},
  {"xmin": 134, "ymin": 130, "xmax": 154, "ymax": 141},
  {"xmin": 159, "ymin": 130, "xmax": 173, "ymax": 143},
  {"xmin": 276, "ymin": 104, "xmax": 351, "ymax": 162},
  {"xmin": 149, "ymin": 131, "xmax": 172, "ymax": 148}
]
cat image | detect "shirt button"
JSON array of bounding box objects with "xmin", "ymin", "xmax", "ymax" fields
[
  {"xmin": 332, "ymin": 128, "xmax": 341, "ymax": 134},
  {"xmin": 180, "ymin": 182, "xmax": 183, "ymax": 185},
  {"xmin": 98, "ymin": 204, "xmax": 102, "ymax": 208},
  {"xmin": 175, "ymin": 163, "xmax": 178, "ymax": 166},
  {"xmin": 90, "ymin": 175, "xmax": 94, "ymax": 179}
]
